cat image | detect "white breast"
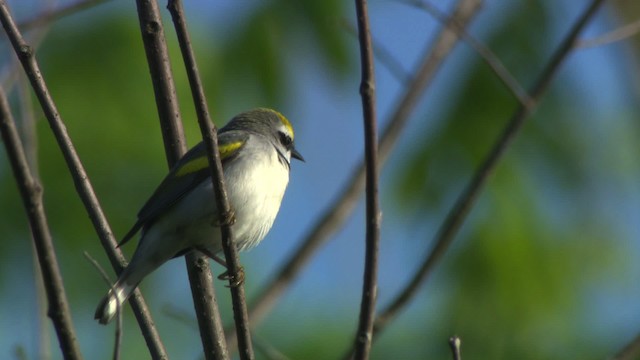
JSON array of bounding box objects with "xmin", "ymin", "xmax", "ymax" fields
[{"xmin": 224, "ymin": 144, "xmax": 290, "ymax": 250}]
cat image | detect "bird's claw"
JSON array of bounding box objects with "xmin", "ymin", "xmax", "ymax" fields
[
  {"xmin": 211, "ymin": 209, "xmax": 236, "ymax": 227},
  {"xmin": 218, "ymin": 266, "xmax": 245, "ymax": 288}
]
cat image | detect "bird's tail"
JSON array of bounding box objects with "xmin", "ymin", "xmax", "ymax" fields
[{"xmin": 94, "ymin": 280, "xmax": 136, "ymax": 325}]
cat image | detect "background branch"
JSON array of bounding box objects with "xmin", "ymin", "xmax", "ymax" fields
[
  {"xmin": 0, "ymin": 84, "xmax": 82, "ymax": 359},
  {"xmin": 17, "ymin": 0, "xmax": 111, "ymax": 32},
  {"xmin": 243, "ymin": 0, "xmax": 483, "ymax": 340},
  {"xmin": 576, "ymin": 18, "xmax": 640, "ymax": 48},
  {"xmin": 0, "ymin": 0, "xmax": 167, "ymax": 357},
  {"xmin": 612, "ymin": 333, "xmax": 640, "ymax": 360},
  {"xmin": 371, "ymin": 0, "xmax": 607, "ymax": 338},
  {"xmin": 404, "ymin": 0, "xmax": 532, "ymax": 106}
]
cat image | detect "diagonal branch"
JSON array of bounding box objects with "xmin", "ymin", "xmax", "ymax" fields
[
  {"xmin": 372, "ymin": 0, "xmax": 608, "ymax": 339},
  {"xmin": 403, "ymin": 0, "xmax": 533, "ymax": 107},
  {"xmin": 612, "ymin": 332, "xmax": 640, "ymax": 360},
  {"xmin": 243, "ymin": 0, "xmax": 483, "ymax": 341},
  {"xmin": 135, "ymin": 0, "xmax": 186, "ymax": 164},
  {"xmin": 135, "ymin": 0, "xmax": 247, "ymax": 358},
  {"xmin": 167, "ymin": 1, "xmax": 253, "ymax": 354},
  {"xmin": 17, "ymin": 0, "xmax": 112, "ymax": 32},
  {"xmin": 576, "ymin": 18, "xmax": 640, "ymax": 49},
  {"xmin": 0, "ymin": 85, "xmax": 82, "ymax": 360},
  {"xmin": 0, "ymin": 1, "xmax": 167, "ymax": 358}
]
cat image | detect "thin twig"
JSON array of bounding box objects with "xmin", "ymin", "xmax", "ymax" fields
[
  {"xmin": 0, "ymin": 84, "xmax": 82, "ymax": 359},
  {"xmin": 17, "ymin": 0, "xmax": 111, "ymax": 32},
  {"xmin": 402, "ymin": 0, "xmax": 533, "ymax": 107},
  {"xmin": 18, "ymin": 65, "xmax": 51, "ymax": 360},
  {"xmin": 340, "ymin": 19, "xmax": 412, "ymax": 85},
  {"xmin": 611, "ymin": 333, "xmax": 640, "ymax": 360},
  {"xmin": 576, "ymin": 18, "xmax": 640, "ymax": 49},
  {"xmin": 252, "ymin": 335, "xmax": 291, "ymax": 360},
  {"xmin": 449, "ymin": 336, "xmax": 461, "ymax": 360},
  {"xmin": 0, "ymin": 1, "xmax": 168, "ymax": 357},
  {"xmin": 352, "ymin": 0, "xmax": 380, "ymax": 359},
  {"xmin": 166, "ymin": 0, "xmax": 232, "ymax": 358},
  {"xmin": 372, "ymin": 0, "xmax": 608, "ymax": 339},
  {"xmin": 243, "ymin": 0, "xmax": 483, "ymax": 342},
  {"xmin": 83, "ymin": 252, "xmax": 122, "ymax": 360}
]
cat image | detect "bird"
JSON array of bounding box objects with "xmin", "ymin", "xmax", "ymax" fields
[{"xmin": 94, "ymin": 108, "xmax": 303, "ymax": 324}]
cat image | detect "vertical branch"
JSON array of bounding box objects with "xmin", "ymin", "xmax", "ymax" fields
[
  {"xmin": 372, "ymin": 0, "xmax": 608, "ymax": 337},
  {"xmin": 245, "ymin": 0, "xmax": 482, "ymax": 339},
  {"xmin": 0, "ymin": 1, "xmax": 167, "ymax": 358},
  {"xmin": 0, "ymin": 86, "xmax": 82, "ymax": 359},
  {"xmin": 166, "ymin": 0, "xmax": 233, "ymax": 359},
  {"xmin": 353, "ymin": 0, "xmax": 380, "ymax": 359}
]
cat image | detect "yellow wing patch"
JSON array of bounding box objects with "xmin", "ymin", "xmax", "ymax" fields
[{"xmin": 175, "ymin": 141, "xmax": 244, "ymax": 177}]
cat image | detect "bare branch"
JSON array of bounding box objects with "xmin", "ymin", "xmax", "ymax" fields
[
  {"xmin": 340, "ymin": 19, "xmax": 412, "ymax": 85},
  {"xmin": 352, "ymin": 0, "xmax": 380, "ymax": 358},
  {"xmin": 83, "ymin": 251, "xmax": 122, "ymax": 360},
  {"xmin": 611, "ymin": 333, "xmax": 640, "ymax": 360},
  {"xmin": 166, "ymin": 1, "xmax": 232, "ymax": 358},
  {"xmin": 372, "ymin": 0, "xmax": 608, "ymax": 339},
  {"xmin": 403, "ymin": 0, "xmax": 533, "ymax": 107},
  {"xmin": 576, "ymin": 18, "xmax": 640, "ymax": 49},
  {"xmin": 135, "ymin": 0, "xmax": 186, "ymax": 164},
  {"xmin": 0, "ymin": 84, "xmax": 82, "ymax": 358},
  {"xmin": 17, "ymin": 0, "xmax": 112, "ymax": 32},
  {"xmin": 244, "ymin": 0, "xmax": 483, "ymax": 342},
  {"xmin": 0, "ymin": 0, "xmax": 168, "ymax": 357}
]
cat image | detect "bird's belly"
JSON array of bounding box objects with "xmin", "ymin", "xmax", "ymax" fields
[{"xmin": 173, "ymin": 155, "xmax": 289, "ymax": 254}]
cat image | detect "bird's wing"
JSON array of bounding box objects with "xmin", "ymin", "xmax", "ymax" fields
[{"xmin": 118, "ymin": 131, "xmax": 248, "ymax": 247}]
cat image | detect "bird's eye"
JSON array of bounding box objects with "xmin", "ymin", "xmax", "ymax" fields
[{"xmin": 279, "ymin": 132, "xmax": 293, "ymax": 147}]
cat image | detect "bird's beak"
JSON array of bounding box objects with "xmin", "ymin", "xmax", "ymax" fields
[{"xmin": 291, "ymin": 147, "xmax": 305, "ymax": 162}]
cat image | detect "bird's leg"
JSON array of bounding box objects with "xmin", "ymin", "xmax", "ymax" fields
[{"xmin": 195, "ymin": 246, "xmax": 245, "ymax": 287}]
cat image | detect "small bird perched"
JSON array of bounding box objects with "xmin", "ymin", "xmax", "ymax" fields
[{"xmin": 95, "ymin": 108, "xmax": 303, "ymax": 324}]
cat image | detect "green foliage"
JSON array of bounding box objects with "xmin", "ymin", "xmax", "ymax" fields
[{"xmin": 391, "ymin": 1, "xmax": 639, "ymax": 358}]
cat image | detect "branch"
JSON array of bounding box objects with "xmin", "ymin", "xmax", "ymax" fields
[
  {"xmin": 83, "ymin": 251, "xmax": 123, "ymax": 360},
  {"xmin": 134, "ymin": 0, "xmax": 240, "ymax": 358},
  {"xmin": 576, "ymin": 18, "xmax": 640, "ymax": 49},
  {"xmin": 243, "ymin": 0, "xmax": 483, "ymax": 340},
  {"xmin": 0, "ymin": 85, "xmax": 82, "ymax": 358},
  {"xmin": 17, "ymin": 0, "xmax": 112, "ymax": 32},
  {"xmin": 404, "ymin": 0, "xmax": 533, "ymax": 107},
  {"xmin": 0, "ymin": 1, "xmax": 168, "ymax": 357},
  {"xmin": 166, "ymin": 1, "xmax": 235, "ymax": 359},
  {"xmin": 612, "ymin": 333, "xmax": 640, "ymax": 360},
  {"xmin": 372, "ymin": 0, "xmax": 608, "ymax": 338},
  {"xmin": 352, "ymin": 0, "xmax": 380, "ymax": 359},
  {"xmin": 135, "ymin": 0, "xmax": 186, "ymax": 164}
]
